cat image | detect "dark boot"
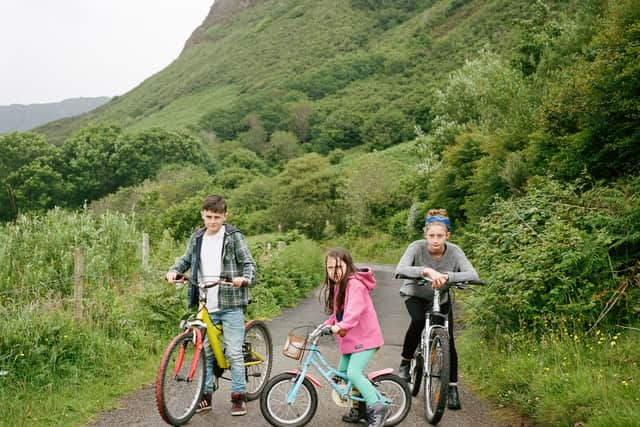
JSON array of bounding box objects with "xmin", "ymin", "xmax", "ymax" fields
[
  {"xmin": 342, "ymin": 405, "xmax": 366, "ymax": 423},
  {"xmin": 447, "ymin": 385, "xmax": 461, "ymax": 410},
  {"xmin": 366, "ymin": 402, "xmax": 390, "ymax": 427},
  {"xmin": 398, "ymin": 360, "xmax": 410, "ymax": 382}
]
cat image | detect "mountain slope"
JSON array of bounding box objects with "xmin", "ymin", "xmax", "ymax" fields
[{"xmin": 35, "ymin": 0, "xmax": 571, "ymax": 146}]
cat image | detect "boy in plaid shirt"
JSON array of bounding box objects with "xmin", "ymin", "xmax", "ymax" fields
[{"xmin": 166, "ymin": 195, "xmax": 256, "ymax": 416}]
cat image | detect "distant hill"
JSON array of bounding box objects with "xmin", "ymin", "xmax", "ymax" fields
[{"xmin": 0, "ymin": 97, "xmax": 110, "ymax": 134}]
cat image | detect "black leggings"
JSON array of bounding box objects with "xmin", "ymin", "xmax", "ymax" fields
[{"xmin": 401, "ymin": 296, "xmax": 458, "ymax": 383}]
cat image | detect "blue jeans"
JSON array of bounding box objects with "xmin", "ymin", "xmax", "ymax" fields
[{"xmin": 203, "ymin": 307, "xmax": 246, "ymax": 395}]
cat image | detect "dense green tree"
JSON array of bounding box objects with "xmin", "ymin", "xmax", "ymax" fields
[
  {"xmin": 344, "ymin": 154, "xmax": 411, "ymax": 231},
  {"xmin": 361, "ymin": 107, "xmax": 414, "ymax": 150},
  {"xmin": 210, "ymin": 143, "xmax": 269, "ymax": 174},
  {"xmin": 199, "ymin": 108, "xmax": 249, "ymax": 141},
  {"xmin": 428, "ymin": 131, "xmax": 483, "ymax": 221},
  {"xmin": 510, "ymin": 0, "xmax": 562, "ymax": 76},
  {"xmin": 271, "ymin": 153, "xmax": 346, "ymax": 239},
  {"xmin": 8, "ymin": 160, "xmax": 69, "ymax": 215},
  {"xmin": 265, "ymin": 131, "xmax": 303, "ymax": 166},
  {"xmin": 227, "ymin": 178, "xmax": 277, "ymax": 234},
  {"xmin": 541, "ymin": 0, "xmax": 640, "ymax": 179},
  {"xmin": 0, "ymin": 132, "xmax": 66, "ymax": 221},
  {"xmin": 314, "ymin": 109, "xmax": 365, "ymax": 152},
  {"xmin": 112, "ymin": 128, "xmax": 207, "ymax": 188},
  {"xmin": 59, "ymin": 125, "xmax": 122, "ymax": 206},
  {"xmin": 465, "ymin": 176, "xmax": 640, "ymax": 335},
  {"xmin": 287, "ymin": 101, "xmax": 313, "ymax": 142},
  {"xmin": 237, "ymin": 115, "xmax": 268, "ymax": 154},
  {"xmin": 286, "ymin": 53, "xmax": 385, "ymax": 100}
]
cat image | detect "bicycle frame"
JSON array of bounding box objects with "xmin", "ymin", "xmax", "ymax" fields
[
  {"xmin": 178, "ymin": 284, "xmax": 264, "ymax": 380},
  {"xmin": 286, "ymin": 327, "xmax": 388, "ymax": 406}
]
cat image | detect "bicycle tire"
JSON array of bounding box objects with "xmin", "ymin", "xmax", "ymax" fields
[
  {"xmin": 260, "ymin": 372, "xmax": 318, "ymax": 427},
  {"xmin": 424, "ymin": 328, "xmax": 450, "ymax": 425},
  {"xmin": 371, "ymin": 373, "xmax": 412, "ymax": 426},
  {"xmin": 244, "ymin": 320, "xmax": 273, "ymax": 400},
  {"xmin": 156, "ymin": 329, "xmax": 206, "ymax": 426},
  {"xmin": 409, "ymin": 350, "xmax": 424, "ymax": 397}
]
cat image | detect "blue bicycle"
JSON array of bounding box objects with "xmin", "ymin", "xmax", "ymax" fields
[{"xmin": 260, "ymin": 324, "xmax": 411, "ymax": 427}]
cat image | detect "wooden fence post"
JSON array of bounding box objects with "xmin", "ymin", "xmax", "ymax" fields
[
  {"xmin": 74, "ymin": 246, "xmax": 84, "ymax": 319},
  {"xmin": 142, "ymin": 233, "xmax": 150, "ymax": 270}
]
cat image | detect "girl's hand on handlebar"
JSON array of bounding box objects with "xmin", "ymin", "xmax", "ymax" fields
[
  {"xmin": 331, "ymin": 325, "xmax": 346, "ymax": 337},
  {"xmin": 423, "ymin": 268, "xmax": 448, "ymax": 289},
  {"xmin": 431, "ymin": 273, "xmax": 448, "ymax": 289}
]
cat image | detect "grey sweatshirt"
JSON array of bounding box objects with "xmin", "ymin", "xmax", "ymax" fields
[{"xmin": 395, "ymin": 240, "xmax": 478, "ymax": 304}]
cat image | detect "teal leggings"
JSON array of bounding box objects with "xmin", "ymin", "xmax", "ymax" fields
[{"xmin": 338, "ymin": 348, "xmax": 381, "ymax": 407}]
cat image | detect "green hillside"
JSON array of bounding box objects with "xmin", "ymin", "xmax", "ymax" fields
[{"xmin": 36, "ymin": 0, "xmax": 564, "ymax": 145}]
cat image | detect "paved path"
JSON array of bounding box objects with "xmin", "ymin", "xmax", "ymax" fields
[{"xmin": 87, "ymin": 264, "xmax": 522, "ymax": 426}]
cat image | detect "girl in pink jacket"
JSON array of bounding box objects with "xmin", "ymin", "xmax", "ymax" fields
[{"xmin": 321, "ymin": 248, "xmax": 389, "ymax": 427}]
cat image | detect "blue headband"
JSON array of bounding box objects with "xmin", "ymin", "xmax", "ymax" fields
[{"xmin": 425, "ymin": 216, "xmax": 451, "ymax": 231}]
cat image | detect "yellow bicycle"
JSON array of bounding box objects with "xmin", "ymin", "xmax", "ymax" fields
[{"xmin": 156, "ymin": 275, "xmax": 273, "ymax": 426}]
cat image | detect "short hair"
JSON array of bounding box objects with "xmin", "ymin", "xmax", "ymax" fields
[{"xmin": 202, "ymin": 195, "xmax": 227, "ymax": 213}]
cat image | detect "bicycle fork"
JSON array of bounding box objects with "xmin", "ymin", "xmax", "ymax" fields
[
  {"xmin": 424, "ymin": 318, "xmax": 448, "ymax": 376},
  {"xmin": 172, "ymin": 326, "xmax": 205, "ymax": 382}
]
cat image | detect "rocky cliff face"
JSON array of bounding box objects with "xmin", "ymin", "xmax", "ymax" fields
[{"xmin": 183, "ymin": 0, "xmax": 267, "ymax": 50}]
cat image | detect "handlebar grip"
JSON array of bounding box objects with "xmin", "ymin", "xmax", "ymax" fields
[{"xmin": 338, "ymin": 329, "xmax": 346, "ymax": 337}]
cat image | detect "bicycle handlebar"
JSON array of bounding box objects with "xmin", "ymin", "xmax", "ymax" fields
[
  {"xmin": 309, "ymin": 325, "xmax": 346, "ymax": 339},
  {"xmin": 166, "ymin": 274, "xmax": 233, "ymax": 288},
  {"xmin": 395, "ymin": 273, "xmax": 484, "ymax": 288}
]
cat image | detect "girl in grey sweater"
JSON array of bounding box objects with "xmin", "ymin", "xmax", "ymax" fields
[{"xmin": 395, "ymin": 209, "xmax": 478, "ymax": 411}]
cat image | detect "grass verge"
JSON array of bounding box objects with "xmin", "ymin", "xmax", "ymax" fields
[{"xmin": 458, "ymin": 324, "xmax": 640, "ymax": 426}]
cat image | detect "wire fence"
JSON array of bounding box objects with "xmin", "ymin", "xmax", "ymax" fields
[{"xmin": 0, "ymin": 234, "xmax": 161, "ymax": 319}]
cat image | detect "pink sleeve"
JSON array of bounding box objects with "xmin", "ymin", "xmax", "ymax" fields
[
  {"xmin": 336, "ymin": 280, "xmax": 367, "ymax": 331},
  {"xmin": 324, "ymin": 313, "xmax": 336, "ymax": 327}
]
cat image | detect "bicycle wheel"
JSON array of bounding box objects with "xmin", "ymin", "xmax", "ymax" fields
[
  {"xmin": 244, "ymin": 320, "xmax": 273, "ymax": 400},
  {"xmin": 260, "ymin": 372, "xmax": 318, "ymax": 427},
  {"xmin": 156, "ymin": 329, "xmax": 205, "ymax": 426},
  {"xmin": 371, "ymin": 373, "xmax": 411, "ymax": 426},
  {"xmin": 424, "ymin": 328, "xmax": 450, "ymax": 425},
  {"xmin": 409, "ymin": 349, "xmax": 424, "ymax": 397}
]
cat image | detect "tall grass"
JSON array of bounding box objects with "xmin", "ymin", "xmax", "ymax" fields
[
  {"xmin": 0, "ymin": 211, "xmax": 327, "ymax": 426},
  {"xmin": 458, "ymin": 325, "xmax": 640, "ymax": 426},
  {"xmin": 248, "ymin": 234, "xmax": 325, "ymax": 319},
  {"xmin": 0, "ymin": 209, "xmax": 162, "ymax": 425},
  {"xmin": 0, "ymin": 208, "xmax": 140, "ymax": 297}
]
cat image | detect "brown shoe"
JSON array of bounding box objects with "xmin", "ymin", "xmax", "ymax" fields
[{"xmin": 231, "ymin": 392, "xmax": 247, "ymax": 416}]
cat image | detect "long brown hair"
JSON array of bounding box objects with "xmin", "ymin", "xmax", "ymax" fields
[{"xmin": 320, "ymin": 248, "xmax": 357, "ymax": 316}]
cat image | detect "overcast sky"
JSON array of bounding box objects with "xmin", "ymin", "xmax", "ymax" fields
[{"xmin": 0, "ymin": 0, "xmax": 212, "ymax": 106}]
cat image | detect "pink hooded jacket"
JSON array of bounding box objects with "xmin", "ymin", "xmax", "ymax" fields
[{"xmin": 324, "ymin": 267, "xmax": 384, "ymax": 354}]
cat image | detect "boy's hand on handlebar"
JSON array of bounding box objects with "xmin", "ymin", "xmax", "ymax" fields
[
  {"xmin": 231, "ymin": 277, "xmax": 247, "ymax": 288},
  {"xmin": 166, "ymin": 271, "xmax": 184, "ymax": 282}
]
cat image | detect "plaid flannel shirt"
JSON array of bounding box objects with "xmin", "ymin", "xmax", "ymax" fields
[{"xmin": 169, "ymin": 224, "xmax": 256, "ymax": 309}]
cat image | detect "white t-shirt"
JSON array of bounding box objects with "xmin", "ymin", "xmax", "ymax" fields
[{"xmin": 199, "ymin": 225, "xmax": 225, "ymax": 312}]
